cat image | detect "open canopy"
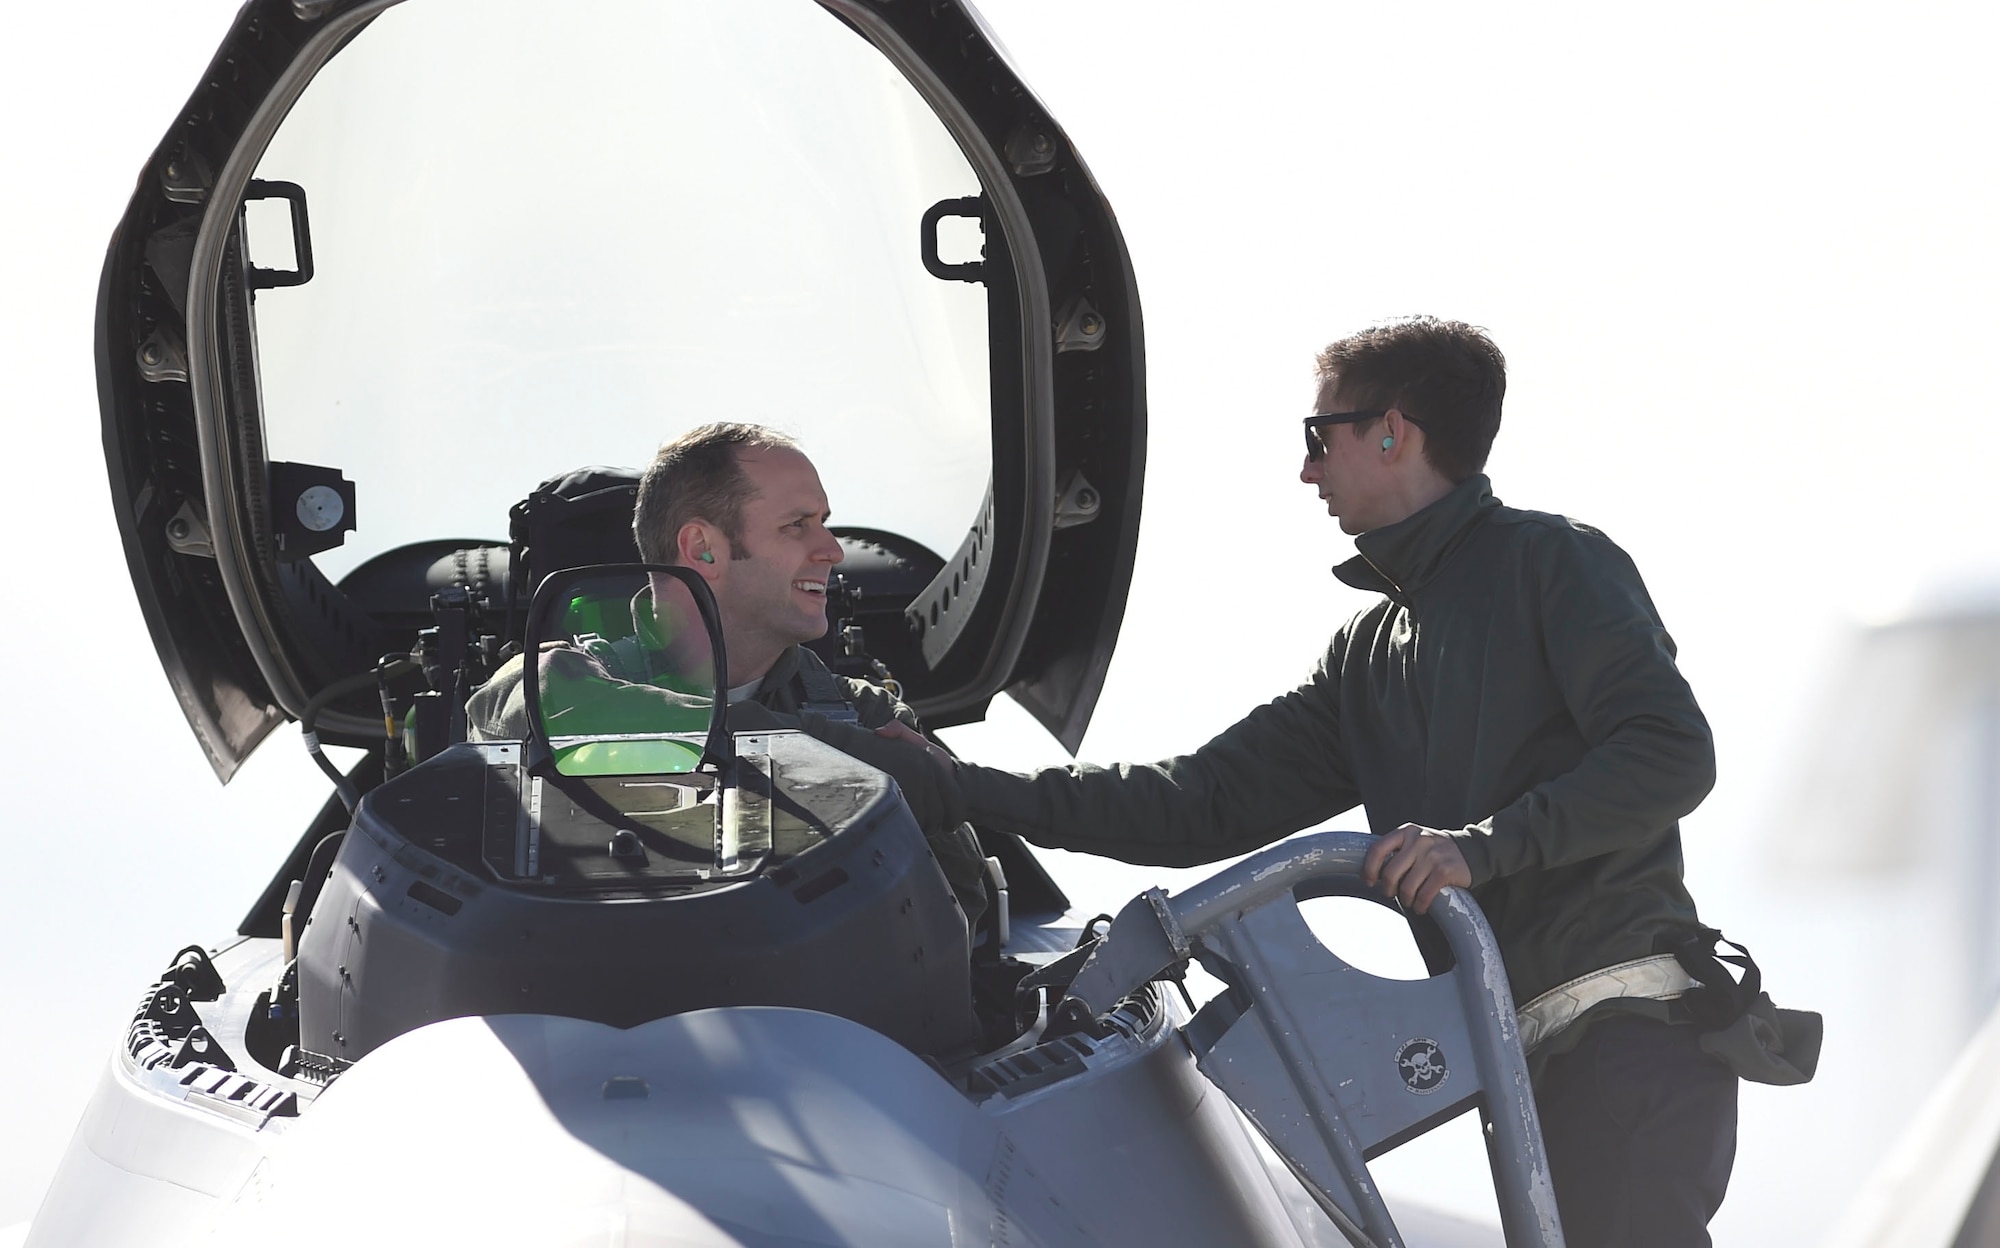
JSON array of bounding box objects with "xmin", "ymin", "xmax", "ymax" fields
[{"xmin": 99, "ymin": 0, "xmax": 1145, "ymax": 778}]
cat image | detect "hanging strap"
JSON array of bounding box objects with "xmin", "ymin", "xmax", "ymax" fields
[{"xmin": 1667, "ymin": 925, "xmax": 1761, "ymax": 1030}]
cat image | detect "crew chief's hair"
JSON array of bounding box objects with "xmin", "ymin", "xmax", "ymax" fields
[
  {"xmin": 1316, "ymin": 317, "xmax": 1507, "ymax": 482},
  {"xmin": 633, "ymin": 423, "xmax": 801, "ymax": 565}
]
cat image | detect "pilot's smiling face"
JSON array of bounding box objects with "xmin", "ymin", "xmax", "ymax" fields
[
  {"xmin": 1300, "ymin": 375, "xmax": 1394, "ymax": 536},
  {"xmin": 710, "ymin": 447, "xmax": 844, "ymax": 678}
]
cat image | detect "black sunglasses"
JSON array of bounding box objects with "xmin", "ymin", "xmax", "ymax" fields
[
  {"xmin": 1303, "ymin": 410, "xmax": 1384, "ymax": 460},
  {"xmin": 1302, "ymin": 409, "xmax": 1427, "ymax": 460}
]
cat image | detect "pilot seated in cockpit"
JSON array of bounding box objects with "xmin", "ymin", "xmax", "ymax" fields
[{"xmin": 465, "ymin": 422, "xmax": 987, "ymax": 925}]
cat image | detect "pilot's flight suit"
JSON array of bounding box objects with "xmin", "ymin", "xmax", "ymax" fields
[{"xmin": 947, "ymin": 474, "xmax": 1745, "ymax": 1247}]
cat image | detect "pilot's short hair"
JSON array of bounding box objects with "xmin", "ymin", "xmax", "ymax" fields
[
  {"xmin": 1315, "ymin": 317, "xmax": 1506, "ymax": 482},
  {"xmin": 633, "ymin": 423, "xmax": 802, "ymax": 564}
]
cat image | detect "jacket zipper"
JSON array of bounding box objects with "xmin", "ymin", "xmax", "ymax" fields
[{"xmin": 1359, "ymin": 552, "xmax": 1407, "ymax": 601}]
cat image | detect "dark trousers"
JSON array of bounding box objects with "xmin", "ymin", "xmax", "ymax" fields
[{"xmin": 1533, "ymin": 1015, "xmax": 1739, "ymax": 1248}]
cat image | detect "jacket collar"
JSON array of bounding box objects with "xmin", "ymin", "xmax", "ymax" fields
[
  {"xmin": 753, "ymin": 645, "xmax": 803, "ymax": 700},
  {"xmin": 1334, "ymin": 474, "xmax": 1498, "ymax": 601}
]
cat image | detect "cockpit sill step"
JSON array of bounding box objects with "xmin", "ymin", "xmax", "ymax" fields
[
  {"xmin": 122, "ymin": 950, "xmax": 312, "ymax": 1130},
  {"xmin": 124, "ymin": 985, "xmax": 303, "ymax": 1127},
  {"xmin": 178, "ymin": 1064, "xmax": 300, "ymax": 1127}
]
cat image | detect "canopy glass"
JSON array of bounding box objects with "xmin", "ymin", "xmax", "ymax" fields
[{"xmin": 245, "ymin": 0, "xmax": 994, "ymax": 580}]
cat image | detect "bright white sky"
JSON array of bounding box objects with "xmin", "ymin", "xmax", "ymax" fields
[{"xmin": 3, "ymin": 1, "xmax": 1998, "ymax": 1242}]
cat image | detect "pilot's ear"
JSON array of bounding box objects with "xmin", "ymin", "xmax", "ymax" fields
[{"xmin": 676, "ymin": 522, "xmax": 726, "ymax": 576}]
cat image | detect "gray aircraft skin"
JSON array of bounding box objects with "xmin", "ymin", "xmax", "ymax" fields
[{"xmin": 39, "ymin": 2, "xmax": 1565, "ymax": 1245}]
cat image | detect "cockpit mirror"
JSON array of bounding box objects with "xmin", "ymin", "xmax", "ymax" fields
[{"xmin": 522, "ymin": 564, "xmax": 731, "ymax": 780}]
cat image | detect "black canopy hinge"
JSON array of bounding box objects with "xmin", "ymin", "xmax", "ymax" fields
[
  {"xmin": 1054, "ymin": 292, "xmax": 1105, "ymax": 352},
  {"xmin": 137, "ymin": 324, "xmax": 190, "ymax": 384},
  {"xmin": 160, "ymin": 147, "xmax": 212, "ymax": 205},
  {"xmin": 1004, "ymin": 121, "xmax": 1061, "ymax": 176}
]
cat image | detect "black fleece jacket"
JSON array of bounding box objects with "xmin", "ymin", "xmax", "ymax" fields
[{"xmin": 953, "ymin": 475, "xmax": 1715, "ymax": 1006}]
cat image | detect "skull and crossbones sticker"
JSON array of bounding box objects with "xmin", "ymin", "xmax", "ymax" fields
[{"xmin": 1395, "ymin": 1037, "xmax": 1449, "ymax": 1095}]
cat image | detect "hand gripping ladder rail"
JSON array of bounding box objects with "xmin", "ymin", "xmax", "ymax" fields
[{"xmin": 1056, "ymin": 832, "xmax": 1564, "ymax": 1248}]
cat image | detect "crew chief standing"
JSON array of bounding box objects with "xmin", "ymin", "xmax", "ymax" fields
[{"xmin": 893, "ymin": 317, "xmax": 1744, "ymax": 1245}]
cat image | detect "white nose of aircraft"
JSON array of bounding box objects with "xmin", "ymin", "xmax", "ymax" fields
[{"xmin": 211, "ymin": 1009, "xmax": 1068, "ymax": 1248}]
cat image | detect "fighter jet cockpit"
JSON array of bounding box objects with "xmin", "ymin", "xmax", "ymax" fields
[
  {"xmin": 99, "ymin": 0, "xmax": 1150, "ymax": 1078},
  {"xmin": 59, "ymin": 2, "xmax": 1563, "ymax": 1243},
  {"xmin": 282, "ymin": 556, "xmax": 989, "ymax": 1078}
]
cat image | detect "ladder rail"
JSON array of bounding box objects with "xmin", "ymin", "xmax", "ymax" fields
[{"xmin": 1061, "ymin": 831, "xmax": 1565, "ymax": 1248}]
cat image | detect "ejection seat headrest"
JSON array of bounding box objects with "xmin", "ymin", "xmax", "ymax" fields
[{"xmin": 509, "ymin": 465, "xmax": 645, "ymax": 595}]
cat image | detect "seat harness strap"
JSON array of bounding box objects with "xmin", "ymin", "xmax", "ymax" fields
[{"xmin": 795, "ymin": 653, "xmax": 861, "ymax": 724}]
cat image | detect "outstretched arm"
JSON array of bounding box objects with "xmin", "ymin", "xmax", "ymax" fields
[{"xmin": 909, "ymin": 653, "xmax": 1365, "ymax": 869}]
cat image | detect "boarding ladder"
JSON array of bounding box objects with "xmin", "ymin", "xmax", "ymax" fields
[{"xmin": 1059, "ymin": 831, "xmax": 1564, "ymax": 1248}]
